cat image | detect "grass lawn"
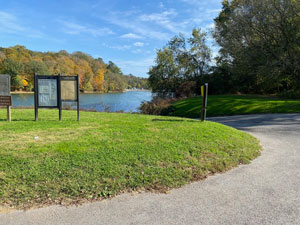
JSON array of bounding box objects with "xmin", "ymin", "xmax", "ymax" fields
[
  {"xmin": 172, "ymin": 95, "xmax": 300, "ymax": 118},
  {"xmin": 0, "ymin": 109, "xmax": 261, "ymax": 209}
]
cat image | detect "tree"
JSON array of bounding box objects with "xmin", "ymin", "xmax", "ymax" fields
[
  {"xmin": 214, "ymin": 0, "xmax": 300, "ymax": 95},
  {"xmin": 148, "ymin": 29, "xmax": 211, "ymax": 96},
  {"xmin": 25, "ymin": 60, "xmax": 50, "ymax": 75},
  {"xmin": 148, "ymin": 47, "xmax": 179, "ymax": 94},
  {"xmin": 0, "ymin": 45, "xmax": 145, "ymax": 92},
  {"xmin": 0, "ymin": 58, "xmax": 23, "ymax": 89},
  {"xmin": 107, "ymin": 61, "xmax": 122, "ymax": 75},
  {"xmin": 77, "ymin": 60, "xmax": 93, "ymax": 91},
  {"xmin": 104, "ymin": 71, "xmax": 126, "ymax": 92},
  {"xmin": 24, "ymin": 60, "xmax": 50, "ymax": 89},
  {"xmin": 188, "ymin": 28, "xmax": 211, "ymax": 84},
  {"xmin": 93, "ymin": 66, "xmax": 106, "ymax": 91}
]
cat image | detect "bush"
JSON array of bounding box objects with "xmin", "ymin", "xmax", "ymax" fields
[
  {"xmin": 175, "ymin": 81, "xmax": 197, "ymax": 97},
  {"xmin": 139, "ymin": 97, "xmax": 175, "ymax": 116},
  {"xmin": 278, "ymin": 89, "xmax": 300, "ymax": 99}
]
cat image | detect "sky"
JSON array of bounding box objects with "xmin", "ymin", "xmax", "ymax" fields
[{"xmin": 0, "ymin": 0, "xmax": 223, "ymax": 77}]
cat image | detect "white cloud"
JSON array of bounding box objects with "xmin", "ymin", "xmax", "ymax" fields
[
  {"xmin": 139, "ymin": 9, "xmax": 181, "ymax": 33},
  {"xmin": 120, "ymin": 33, "xmax": 143, "ymax": 39},
  {"xmin": 159, "ymin": 2, "xmax": 165, "ymax": 9},
  {"xmin": 102, "ymin": 11, "xmax": 171, "ymax": 40},
  {"xmin": 0, "ymin": 11, "xmax": 24, "ymax": 33},
  {"xmin": 131, "ymin": 49, "xmax": 142, "ymax": 54},
  {"xmin": 133, "ymin": 42, "xmax": 144, "ymax": 47},
  {"xmin": 139, "ymin": 10, "xmax": 177, "ymax": 23},
  {"xmin": 102, "ymin": 43, "xmax": 131, "ymax": 51},
  {"xmin": 60, "ymin": 21, "xmax": 114, "ymax": 37},
  {"xmin": 103, "ymin": 41, "xmax": 146, "ymax": 51},
  {"xmin": 0, "ymin": 11, "xmax": 44, "ymax": 38},
  {"xmin": 115, "ymin": 57, "xmax": 155, "ymax": 77}
]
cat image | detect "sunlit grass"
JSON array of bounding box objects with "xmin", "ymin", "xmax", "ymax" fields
[
  {"xmin": 0, "ymin": 109, "xmax": 261, "ymax": 209},
  {"xmin": 172, "ymin": 95, "xmax": 300, "ymax": 118}
]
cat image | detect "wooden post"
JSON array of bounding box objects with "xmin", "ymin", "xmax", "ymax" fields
[
  {"xmin": 77, "ymin": 74, "xmax": 80, "ymax": 121},
  {"xmin": 34, "ymin": 73, "xmax": 38, "ymax": 121},
  {"xmin": 58, "ymin": 74, "xmax": 62, "ymax": 121},
  {"xmin": 7, "ymin": 106, "xmax": 11, "ymax": 122}
]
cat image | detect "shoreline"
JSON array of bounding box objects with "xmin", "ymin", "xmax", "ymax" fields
[
  {"xmin": 11, "ymin": 91, "xmax": 34, "ymax": 94},
  {"xmin": 11, "ymin": 89, "xmax": 151, "ymax": 94}
]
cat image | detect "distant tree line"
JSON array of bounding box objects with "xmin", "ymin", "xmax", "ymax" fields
[
  {"xmin": 0, "ymin": 46, "xmax": 148, "ymax": 92},
  {"xmin": 149, "ymin": 0, "xmax": 300, "ymax": 98}
]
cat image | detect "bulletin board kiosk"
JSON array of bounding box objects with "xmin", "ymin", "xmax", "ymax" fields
[
  {"xmin": 0, "ymin": 75, "xmax": 12, "ymax": 122},
  {"xmin": 34, "ymin": 74, "xmax": 80, "ymax": 121}
]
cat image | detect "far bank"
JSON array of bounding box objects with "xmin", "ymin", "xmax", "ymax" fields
[{"xmin": 10, "ymin": 91, "xmax": 153, "ymax": 113}]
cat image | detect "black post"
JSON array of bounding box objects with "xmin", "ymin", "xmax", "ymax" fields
[
  {"xmin": 77, "ymin": 74, "xmax": 80, "ymax": 121},
  {"xmin": 58, "ymin": 74, "xmax": 62, "ymax": 121},
  {"xmin": 201, "ymin": 83, "xmax": 208, "ymax": 121},
  {"xmin": 203, "ymin": 83, "xmax": 208, "ymax": 120},
  {"xmin": 34, "ymin": 73, "xmax": 38, "ymax": 121}
]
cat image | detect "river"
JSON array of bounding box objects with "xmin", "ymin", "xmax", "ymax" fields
[{"xmin": 11, "ymin": 91, "xmax": 153, "ymax": 112}]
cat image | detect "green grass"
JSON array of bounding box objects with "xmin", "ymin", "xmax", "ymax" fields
[
  {"xmin": 0, "ymin": 109, "xmax": 261, "ymax": 209},
  {"xmin": 172, "ymin": 95, "xmax": 300, "ymax": 118}
]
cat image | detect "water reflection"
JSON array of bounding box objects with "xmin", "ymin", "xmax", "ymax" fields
[{"xmin": 12, "ymin": 91, "xmax": 152, "ymax": 112}]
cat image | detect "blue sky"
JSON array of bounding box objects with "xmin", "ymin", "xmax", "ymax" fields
[{"xmin": 0, "ymin": 0, "xmax": 222, "ymax": 77}]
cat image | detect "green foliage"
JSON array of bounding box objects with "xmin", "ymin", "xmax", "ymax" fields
[
  {"xmin": 124, "ymin": 74, "xmax": 149, "ymax": 89},
  {"xmin": 0, "ymin": 58, "xmax": 24, "ymax": 89},
  {"xmin": 0, "ymin": 109, "xmax": 261, "ymax": 209},
  {"xmin": 104, "ymin": 71, "xmax": 125, "ymax": 92},
  {"xmin": 175, "ymin": 81, "xmax": 197, "ymax": 97},
  {"xmin": 172, "ymin": 95, "xmax": 300, "ymax": 118},
  {"xmin": 213, "ymin": 0, "xmax": 300, "ymax": 95},
  {"xmin": 24, "ymin": 60, "xmax": 50, "ymax": 75},
  {"xmin": 107, "ymin": 61, "xmax": 122, "ymax": 75},
  {"xmin": 148, "ymin": 29, "xmax": 211, "ymax": 96}
]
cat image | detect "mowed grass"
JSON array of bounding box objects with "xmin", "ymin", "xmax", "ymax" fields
[
  {"xmin": 0, "ymin": 109, "xmax": 261, "ymax": 209},
  {"xmin": 172, "ymin": 95, "xmax": 300, "ymax": 118}
]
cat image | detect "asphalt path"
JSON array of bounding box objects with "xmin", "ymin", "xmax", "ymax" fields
[{"xmin": 1, "ymin": 114, "xmax": 300, "ymax": 225}]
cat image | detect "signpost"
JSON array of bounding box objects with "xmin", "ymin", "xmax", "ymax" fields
[
  {"xmin": 201, "ymin": 83, "xmax": 208, "ymax": 122},
  {"xmin": 0, "ymin": 75, "xmax": 12, "ymax": 122},
  {"xmin": 34, "ymin": 74, "xmax": 80, "ymax": 121}
]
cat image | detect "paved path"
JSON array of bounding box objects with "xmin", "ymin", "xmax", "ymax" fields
[{"xmin": 1, "ymin": 114, "xmax": 300, "ymax": 225}]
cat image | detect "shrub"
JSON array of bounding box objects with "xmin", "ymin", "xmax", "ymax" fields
[
  {"xmin": 139, "ymin": 97, "xmax": 175, "ymax": 116},
  {"xmin": 175, "ymin": 81, "xmax": 197, "ymax": 98}
]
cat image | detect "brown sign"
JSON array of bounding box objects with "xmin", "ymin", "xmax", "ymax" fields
[
  {"xmin": 0, "ymin": 96, "xmax": 12, "ymax": 106},
  {"xmin": 61, "ymin": 80, "xmax": 77, "ymax": 101}
]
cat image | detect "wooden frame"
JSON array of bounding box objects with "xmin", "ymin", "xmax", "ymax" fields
[
  {"xmin": 34, "ymin": 74, "xmax": 80, "ymax": 121},
  {"xmin": 0, "ymin": 75, "xmax": 12, "ymax": 122}
]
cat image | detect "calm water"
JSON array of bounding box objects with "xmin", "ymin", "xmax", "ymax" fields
[{"xmin": 12, "ymin": 91, "xmax": 153, "ymax": 112}]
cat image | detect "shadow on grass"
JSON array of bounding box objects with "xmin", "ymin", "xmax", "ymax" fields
[
  {"xmin": 152, "ymin": 118, "xmax": 200, "ymax": 122},
  {"xmin": 0, "ymin": 119, "xmax": 34, "ymax": 122}
]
